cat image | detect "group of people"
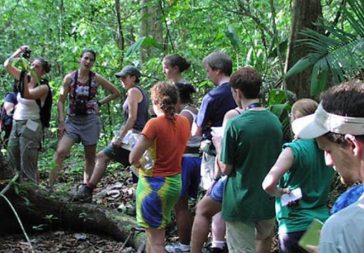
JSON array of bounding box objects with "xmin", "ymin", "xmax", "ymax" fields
[{"xmin": 3, "ymin": 45, "xmax": 364, "ymax": 253}]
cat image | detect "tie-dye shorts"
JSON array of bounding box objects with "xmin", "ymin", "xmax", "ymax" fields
[{"xmin": 136, "ymin": 174, "xmax": 181, "ymax": 229}]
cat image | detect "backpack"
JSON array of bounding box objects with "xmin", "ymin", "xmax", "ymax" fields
[{"xmin": 35, "ymin": 79, "xmax": 53, "ymax": 128}]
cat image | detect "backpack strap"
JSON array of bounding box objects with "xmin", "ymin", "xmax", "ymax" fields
[{"xmin": 73, "ymin": 70, "xmax": 93, "ymax": 100}]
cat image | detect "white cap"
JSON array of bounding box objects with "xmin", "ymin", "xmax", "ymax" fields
[{"xmin": 292, "ymin": 103, "xmax": 364, "ymax": 139}]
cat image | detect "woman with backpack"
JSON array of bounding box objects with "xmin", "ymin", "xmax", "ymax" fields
[
  {"xmin": 3, "ymin": 45, "xmax": 51, "ymax": 183},
  {"xmin": 50, "ymin": 49, "xmax": 120, "ymax": 187}
]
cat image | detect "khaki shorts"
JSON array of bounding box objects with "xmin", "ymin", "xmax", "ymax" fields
[{"xmin": 226, "ymin": 218, "xmax": 275, "ymax": 253}]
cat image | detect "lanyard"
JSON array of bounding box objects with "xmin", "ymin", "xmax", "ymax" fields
[{"xmin": 246, "ymin": 102, "xmax": 261, "ymax": 109}]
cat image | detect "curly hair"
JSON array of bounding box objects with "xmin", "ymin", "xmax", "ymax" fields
[
  {"xmin": 151, "ymin": 81, "xmax": 179, "ymax": 120},
  {"xmin": 321, "ymin": 80, "xmax": 364, "ymax": 145},
  {"xmin": 230, "ymin": 67, "xmax": 261, "ymax": 99},
  {"xmin": 163, "ymin": 54, "xmax": 191, "ymax": 73}
]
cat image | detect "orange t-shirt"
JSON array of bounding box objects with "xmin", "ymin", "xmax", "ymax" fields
[{"xmin": 141, "ymin": 114, "xmax": 190, "ymax": 177}]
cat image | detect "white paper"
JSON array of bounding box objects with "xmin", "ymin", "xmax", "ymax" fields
[
  {"xmin": 26, "ymin": 119, "xmax": 39, "ymax": 132},
  {"xmin": 211, "ymin": 127, "xmax": 224, "ymax": 137},
  {"xmin": 281, "ymin": 187, "xmax": 302, "ymax": 206}
]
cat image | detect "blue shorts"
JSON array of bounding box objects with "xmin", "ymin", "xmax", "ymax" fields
[
  {"xmin": 180, "ymin": 156, "xmax": 201, "ymax": 198},
  {"xmin": 208, "ymin": 176, "xmax": 226, "ymax": 203}
]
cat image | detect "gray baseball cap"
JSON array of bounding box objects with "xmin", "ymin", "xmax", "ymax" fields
[{"xmin": 115, "ymin": 65, "xmax": 141, "ymax": 78}]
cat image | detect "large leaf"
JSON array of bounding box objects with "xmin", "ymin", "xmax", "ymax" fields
[
  {"xmin": 285, "ymin": 56, "xmax": 320, "ymax": 80},
  {"xmin": 225, "ymin": 25, "xmax": 240, "ymax": 51},
  {"xmin": 125, "ymin": 37, "xmax": 161, "ymax": 57}
]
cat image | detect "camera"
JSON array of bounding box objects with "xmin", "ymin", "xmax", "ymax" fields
[{"xmin": 21, "ymin": 48, "xmax": 31, "ymax": 59}]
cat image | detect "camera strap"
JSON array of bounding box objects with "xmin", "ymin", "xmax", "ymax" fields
[{"xmin": 73, "ymin": 70, "xmax": 93, "ymax": 101}]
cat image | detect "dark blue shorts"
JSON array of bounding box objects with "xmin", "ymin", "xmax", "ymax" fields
[
  {"xmin": 180, "ymin": 156, "xmax": 201, "ymax": 198},
  {"xmin": 208, "ymin": 176, "xmax": 226, "ymax": 203}
]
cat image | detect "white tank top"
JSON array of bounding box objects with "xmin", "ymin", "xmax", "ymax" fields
[
  {"xmin": 13, "ymin": 93, "xmax": 40, "ymax": 120},
  {"xmin": 181, "ymin": 107, "xmax": 202, "ymax": 148}
]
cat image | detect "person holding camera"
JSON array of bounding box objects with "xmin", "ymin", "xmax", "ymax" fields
[
  {"xmin": 3, "ymin": 45, "xmax": 51, "ymax": 183},
  {"xmin": 50, "ymin": 49, "xmax": 120, "ymax": 187}
]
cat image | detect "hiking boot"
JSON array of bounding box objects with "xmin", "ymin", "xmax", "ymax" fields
[
  {"xmin": 72, "ymin": 184, "xmax": 93, "ymax": 203},
  {"xmin": 165, "ymin": 242, "xmax": 190, "ymax": 253}
]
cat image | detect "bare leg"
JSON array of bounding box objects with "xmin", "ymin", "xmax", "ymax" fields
[
  {"xmin": 146, "ymin": 228, "xmax": 166, "ymax": 253},
  {"xmin": 211, "ymin": 212, "xmax": 226, "ymax": 248},
  {"xmin": 191, "ymin": 195, "xmax": 221, "ymax": 253},
  {"xmin": 256, "ymin": 237, "xmax": 273, "ymax": 253},
  {"xmin": 50, "ymin": 135, "xmax": 75, "ymax": 186},
  {"xmin": 88, "ymin": 150, "xmax": 111, "ymax": 187},
  {"xmin": 84, "ymin": 144, "xmax": 96, "ymax": 183},
  {"xmin": 174, "ymin": 196, "xmax": 192, "ymax": 245}
]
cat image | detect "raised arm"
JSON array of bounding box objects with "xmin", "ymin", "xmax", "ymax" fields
[
  {"xmin": 3, "ymin": 46, "xmax": 29, "ymax": 80},
  {"xmin": 22, "ymin": 69, "xmax": 49, "ymax": 100},
  {"xmin": 262, "ymin": 147, "xmax": 294, "ymax": 197},
  {"xmin": 95, "ymin": 74, "xmax": 120, "ymax": 105}
]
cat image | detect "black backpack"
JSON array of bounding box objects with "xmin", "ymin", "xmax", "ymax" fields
[{"xmin": 36, "ymin": 79, "xmax": 52, "ymax": 128}]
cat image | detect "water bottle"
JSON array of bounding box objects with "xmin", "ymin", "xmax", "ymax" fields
[{"xmin": 141, "ymin": 149, "xmax": 154, "ymax": 170}]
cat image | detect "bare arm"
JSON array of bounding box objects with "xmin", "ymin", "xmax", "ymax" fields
[
  {"xmin": 3, "ymin": 46, "xmax": 28, "ymax": 80},
  {"xmin": 4, "ymin": 102, "xmax": 15, "ymax": 115},
  {"xmin": 114, "ymin": 88, "xmax": 141, "ymax": 144},
  {"xmin": 23, "ymin": 68, "xmax": 49, "ymax": 100},
  {"xmin": 95, "ymin": 74, "xmax": 120, "ymax": 105},
  {"xmin": 262, "ymin": 148, "xmax": 294, "ymax": 197},
  {"xmin": 212, "ymin": 107, "xmax": 242, "ymax": 177},
  {"xmin": 57, "ymin": 75, "xmax": 71, "ymax": 136},
  {"xmin": 129, "ymin": 135, "xmax": 153, "ymax": 166}
]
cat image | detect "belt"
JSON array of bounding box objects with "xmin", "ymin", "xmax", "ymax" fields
[{"xmin": 184, "ymin": 146, "xmax": 200, "ymax": 154}]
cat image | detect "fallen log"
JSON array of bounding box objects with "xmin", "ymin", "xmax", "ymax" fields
[{"xmin": 0, "ymin": 179, "xmax": 146, "ymax": 251}]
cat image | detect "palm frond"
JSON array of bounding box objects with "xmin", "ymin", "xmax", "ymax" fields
[{"xmin": 285, "ymin": 0, "xmax": 364, "ymax": 96}]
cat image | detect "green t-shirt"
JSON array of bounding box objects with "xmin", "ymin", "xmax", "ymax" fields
[
  {"xmin": 276, "ymin": 139, "xmax": 334, "ymax": 234},
  {"xmin": 221, "ymin": 109, "xmax": 283, "ymax": 222}
]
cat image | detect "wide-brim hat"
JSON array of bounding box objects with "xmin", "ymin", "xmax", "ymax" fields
[
  {"xmin": 292, "ymin": 103, "xmax": 364, "ymax": 139},
  {"xmin": 115, "ymin": 65, "xmax": 141, "ymax": 78}
]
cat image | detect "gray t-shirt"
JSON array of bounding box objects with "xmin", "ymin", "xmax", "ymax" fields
[{"xmin": 319, "ymin": 193, "xmax": 364, "ymax": 253}]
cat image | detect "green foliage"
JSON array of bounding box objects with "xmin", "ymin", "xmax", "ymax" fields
[
  {"xmin": 284, "ymin": 0, "xmax": 364, "ymax": 96},
  {"xmin": 0, "ymin": 0, "xmax": 345, "ymax": 180},
  {"xmin": 267, "ymin": 89, "xmax": 295, "ymax": 142}
]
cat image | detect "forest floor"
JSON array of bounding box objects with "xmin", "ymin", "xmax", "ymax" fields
[
  {"xmin": 0, "ymin": 168, "xmax": 184, "ymax": 253},
  {"xmin": 0, "ymin": 168, "xmax": 138, "ymax": 253}
]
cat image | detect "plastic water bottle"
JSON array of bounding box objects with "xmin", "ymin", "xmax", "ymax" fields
[{"xmin": 141, "ymin": 149, "xmax": 154, "ymax": 170}]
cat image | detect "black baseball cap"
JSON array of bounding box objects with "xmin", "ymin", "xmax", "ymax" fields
[{"xmin": 115, "ymin": 65, "xmax": 141, "ymax": 78}]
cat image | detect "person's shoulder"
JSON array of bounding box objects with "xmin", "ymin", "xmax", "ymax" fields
[{"xmin": 64, "ymin": 71, "xmax": 76, "ymax": 81}]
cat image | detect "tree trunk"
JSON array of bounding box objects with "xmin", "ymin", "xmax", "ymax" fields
[
  {"xmin": 0, "ymin": 171, "xmax": 146, "ymax": 251},
  {"xmin": 285, "ymin": 0, "xmax": 323, "ymax": 98},
  {"xmin": 140, "ymin": 0, "xmax": 163, "ymax": 63}
]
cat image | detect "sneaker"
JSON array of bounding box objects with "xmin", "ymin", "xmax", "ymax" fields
[
  {"xmin": 165, "ymin": 242, "xmax": 190, "ymax": 253},
  {"xmin": 210, "ymin": 246, "xmax": 228, "ymax": 253},
  {"xmin": 72, "ymin": 184, "xmax": 93, "ymax": 203}
]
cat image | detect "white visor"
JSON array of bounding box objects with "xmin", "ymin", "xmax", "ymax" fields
[{"xmin": 292, "ymin": 103, "xmax": 364, "ymax": 139}]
